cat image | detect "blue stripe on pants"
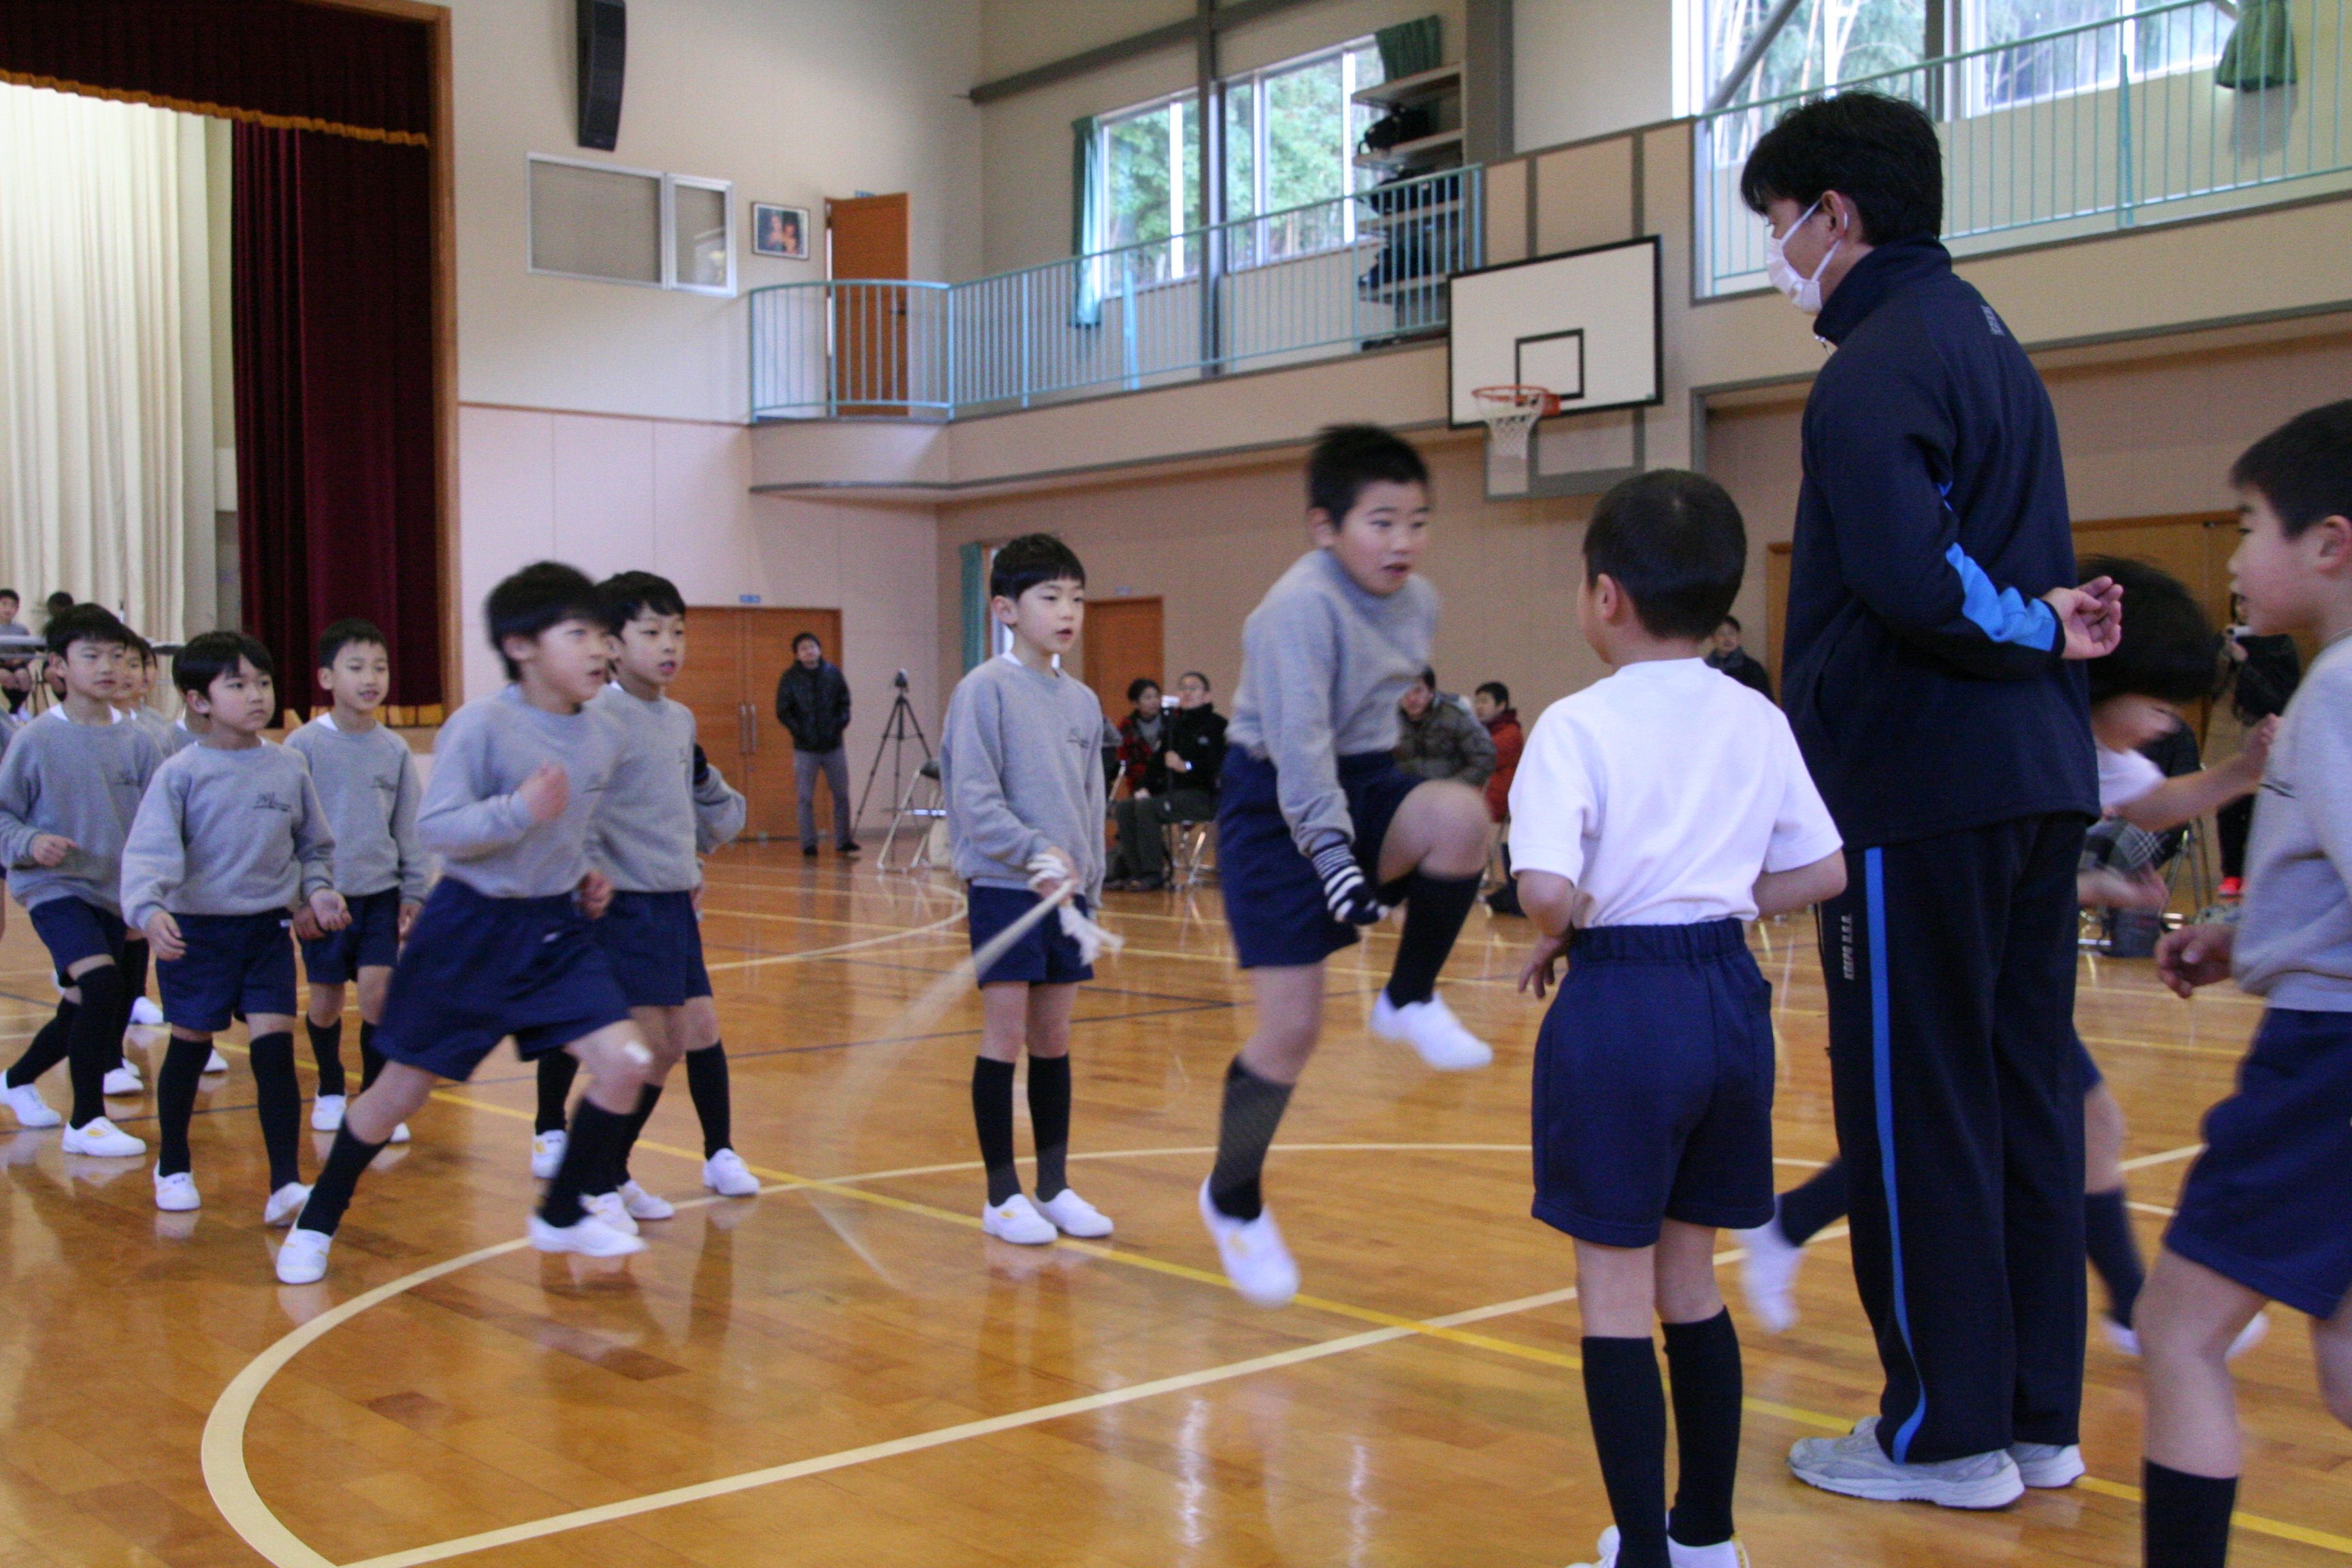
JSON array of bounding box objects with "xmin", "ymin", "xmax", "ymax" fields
[{"xmin": 1867, "ymin": 847, "xmax": 1928, "ymax": 1462}]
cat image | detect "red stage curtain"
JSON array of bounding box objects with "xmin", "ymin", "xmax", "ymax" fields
[
  {"xmin": 233, "ymin": 123, "xmax": 440, "ymax": 711},
  {"xmin": 0, "ymin": 0, "xmax": 429, "ymax": 142}
]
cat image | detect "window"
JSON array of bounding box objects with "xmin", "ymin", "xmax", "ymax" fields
[
  {"xmin": 1964, "ymin": 0, "xmax": 2224, "ymax": 110},
  {"xmin": 528, "ymin": 155, "xmax": 735, "ymax": 295},
  {"xmin": 1699, "ymin": 0, "xmax": 1928, "ymax": 108},
  {"xmin": 1094, "ymin": 37, "xmax": 1384, "ymax": 276}
]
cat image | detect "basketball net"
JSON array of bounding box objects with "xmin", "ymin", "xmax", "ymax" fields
[{"xmin": 1473, "ymin": 385, "xmax": 1557, "ymax": 462}]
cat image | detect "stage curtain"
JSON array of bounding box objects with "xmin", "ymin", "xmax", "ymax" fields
[{"xmin": 233, "ymin": 122, "xmax": 439, "ymax": 713}]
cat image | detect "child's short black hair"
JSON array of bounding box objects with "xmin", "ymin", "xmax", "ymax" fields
[
  {"xmin": 1126, "ymin": 675, "xmax": 1161, "ymax": 704},
  {"xmin": 1476, "ymin": 680, "xmax": 1510, "ymax": 706},
  {"xmin": 1181, "ymin": 669, "xmax": 1211, "ymax": 691},
  {"xmin": 990, "ymin": 534, "xmax": 1086, "ymax": 602},
  {"xmin": 598, "ymin": 570, "xmax": 687, "ymax": 634},
  {"xmin": 44, "ymin": 591, "xmax": 73, "ymax": 617},
  {"xmin": 174, "ymin": 630, "xmax": 276, "ymax": 699},
  {"xmin": 2080, "ymin": 556, "xmax": 2220, "ymax": 707},
  {"xmin": 127, "ymin": 634, "xmax": 154, "ymax": 666},
  {"xmin": 318, "ymin": 617, "xmax": 388, "ymax": 668},
  {"xmin": 1740, "ymin": 91, "xmax": 1944, "ymax": 246},
  {"xmin": 2231, "ymin": 400, "xmax": 2352, "ymax": 539},
  {"xmin": 1416, "ymin": 666, "xmax": 1437, "ymax": 689},
  {"xmin": 793, "ymin": 630, "xmax": 823, "ymax": 653},
  {"xmin": 0, "ymin": 589, "xmax": 16, "ymax": 604},
  {"xmin": 44, "ymin": 603, "xmax": 131, "ymax": 659},
  {"xmin": 1308, "ymin": 423, "xmax": 1430, "ymax": 523},
  {"xmin": 1584, "ymin": 470, "xmax": 1748, "ymax": 641},
  {"xmin": 486, "ymin": 561, "xmax": 603, "ymax": 680},
  {"xmin": 1719, "ymin": 615, "xmax": 1743, "ymax": 633}
]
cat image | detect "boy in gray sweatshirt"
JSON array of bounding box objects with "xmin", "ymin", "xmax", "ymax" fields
[
  {"xmin": 0, "ymin": 605, "xmax": 163, "ymax": 1156},
  {"xmin": 276, "ymin": 563, "xmax": 655, "ymax": 1286},
  {"xmin": 285, "ymin": 617, "xmax": 429, "ymax": 1138},
  {"xmin": 938, "ymin": 533, "xmax": 1116, "ymax": 1246},
  {"xmin": 123, "ymin": 632, "xmax": 344, "ymax": 1224},
  {"xmin": 2137, "ymin": 403, "xmax": 2352, "ymax": 1568},
  {"xmin": 532, "ymin": 571, "xmax": 753, "ymax": 1225},
  {"xmin": 1198, "ymin": 425, "xmax": 1498, "ymax": 1309}
]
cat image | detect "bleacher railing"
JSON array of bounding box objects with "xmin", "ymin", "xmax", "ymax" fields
[
  {"xmin": 749, "ymin": 165, "xmax": 1480, "ymax": 421},
  {"xmin": 1696, "ymin": 0, "xmax": 2346, "ymax": 296}
]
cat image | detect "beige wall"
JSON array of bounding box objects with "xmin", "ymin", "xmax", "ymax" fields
[
  {"xmin": 446, "ymin": 0, "xmax": 983, "ymax": 423},
  {"xmin": 1514, "ymin": 0, "xmax": 1676, "ymax": 152}
]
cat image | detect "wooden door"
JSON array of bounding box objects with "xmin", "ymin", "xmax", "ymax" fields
[
  {"xmin": 1081, "ymin": 597, "xmax": 1164, "ymax": 732},
  {"xmin": 826, "ymin": 193, "xmax": 908, "ymax": 414},
  {"xmin": 674, "ymin": 606, "xmax": 845, "ymax": 841}
]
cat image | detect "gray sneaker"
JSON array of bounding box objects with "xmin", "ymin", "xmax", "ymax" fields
[
  {"xmin": 2008, "ymin": 1441, "xmax": 2084, "ymax": 1488},
  {"xmin": 1788, "ymin": 1416, "xmax": 2025, "ymax": 1509}
]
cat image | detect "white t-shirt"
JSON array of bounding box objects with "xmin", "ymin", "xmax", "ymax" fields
[
  {"xmin": 2095, "ymin": 743, "xmax": 2164, "ymax": 814},
  {"xmin": 1508, "ymin": 658, "xmax": 1843, "ymax": 927}
]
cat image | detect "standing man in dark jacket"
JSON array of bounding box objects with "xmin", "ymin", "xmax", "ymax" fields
[
  {"xmin": 1742, "ymin": 93, "xmax": 2122, "ymax": 1510},
  {"xmin": 775, "ymin": 631, "xmax": 859, "ymax": 857}
]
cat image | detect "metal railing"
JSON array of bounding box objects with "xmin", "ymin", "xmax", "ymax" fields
[
  {"xmin": 1696, "ymin": 0, "xmax": 2347, "ymax": 295},
  {"xmin": 749, "ymin": 165, "xmax": 1481, "ymax": 421}
]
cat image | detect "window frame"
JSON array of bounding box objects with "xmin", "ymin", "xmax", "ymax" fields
[
  {"xmin": 526, "ymin": 153, "xmax": 736, "ymax": 296},
  {"xmin": 1957, "ymin": 1, "xmax": 2226, "ymax": 115}
]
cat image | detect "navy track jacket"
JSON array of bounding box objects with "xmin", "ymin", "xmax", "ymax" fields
[{"xmin": 1782, "ymin": 238, "xmax": 2096, "ymax": 849}]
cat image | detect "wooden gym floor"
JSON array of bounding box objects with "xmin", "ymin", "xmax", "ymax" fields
[{"xmin": 0, "ymin": 841, "xmax": 2345, "ymax": 1568}]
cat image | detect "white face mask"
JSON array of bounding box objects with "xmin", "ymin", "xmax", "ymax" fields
[{"xmin": 1765, "ymin": 198, "xmax": 1842, "ymax": 314}]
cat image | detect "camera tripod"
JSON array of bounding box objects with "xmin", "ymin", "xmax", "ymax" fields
[{"xmin": 853, "ymin": 672, "xmax": 934, "ymax": 829}]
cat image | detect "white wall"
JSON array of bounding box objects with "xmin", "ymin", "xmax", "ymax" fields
[
  {"xmin": 446, "ymin": 0, "xmax": 984, "ymax": 423},
  {"xmin": 1513, "ymin": 0, "xmax": 1676, "ymax": 152}
]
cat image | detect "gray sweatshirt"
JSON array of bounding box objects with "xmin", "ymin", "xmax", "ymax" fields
[
  {"xmin": 0, "ymin": 708, "xmax": 163, "ymax": 913},
  {"xmin": 285, "ymin": 715, "xmax": 430, "ymax": 902},
  {"xmin": 2234, "ymin": 634, "xmax": 2352, "ymax": 1010},
  {"xmin": 418, "ymin": 685, "xmax": 621, "ymax": 899},
  {"xmin": 120, "ymin": 741, "xmax": 336, "ymax": 930},
  {"xmin": 126, "ymin": 708, "xmax": 174, "ymax": 757},
  {"xmin": 587, "ymin": 684, "xmax": 747, "ymax": 893},
  {"xmin": 1226, "ymin": 547, "xmax": 1439, "ymax": 852},
  {"xmin": 941, "ymin": 654, "xmax": 1106, "ymax": 901},
  {"xmin": 160, "ymin": 719, "xmax": 199, "ymax": 757}
]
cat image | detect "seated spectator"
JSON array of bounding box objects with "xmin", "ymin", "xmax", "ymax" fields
[
  {"xmin": 1107, "ymin": 678, "xmax": 1170, "ymax": 887},
  {"xmin": 1471, "ymin": 681, "xmax": 1522, "ymax": 824},
  {"xmin": 1109, "ymin": 670, "xmax": 1226, "ymax": 892},
  {"xmin": 1706, "ymin": 615, "xmax": 1774, "ymax": 700},
  {"xmin": 1394, "ymin": 666, "xmax": 1495, "ymax": 787}
]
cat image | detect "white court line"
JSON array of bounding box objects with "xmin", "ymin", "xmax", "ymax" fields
[
  {"xmin": 702, "ymin": 904, "xmax": 966, "ymax": 973},
  {"xmin": 2121, "ymin": 1142, "xmax": 2204, "ymax": 1171}
]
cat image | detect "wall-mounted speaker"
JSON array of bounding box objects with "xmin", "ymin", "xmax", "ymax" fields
[{"xmin": 576, "ymin": 0, "xmax": 625, "ymax": 151}]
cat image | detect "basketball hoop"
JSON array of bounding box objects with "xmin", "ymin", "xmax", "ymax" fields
[{"xmin": 1472, "ymin": 385, "xmax": 1559, "ymax": 461}]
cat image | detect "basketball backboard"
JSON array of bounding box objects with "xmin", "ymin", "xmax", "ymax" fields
[{"xmin": 1448, "ymin": 237, "xmax": 1662, "ymax": 498}]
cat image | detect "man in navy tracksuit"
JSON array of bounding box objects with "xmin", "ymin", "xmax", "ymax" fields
[{"xmin": 1742, "ymin": 93, "xmax": 2124, "ymax": 1507}]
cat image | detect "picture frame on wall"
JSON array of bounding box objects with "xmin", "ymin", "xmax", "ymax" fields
[{"xmin": 751, "ymin": 202, "xmax": 810, "ymax": 260}]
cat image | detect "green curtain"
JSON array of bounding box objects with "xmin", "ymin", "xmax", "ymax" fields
[
  {"xmin": 2216, "ymin": 0, "xmax": 2297, "ymax": 88},
  {"xmin": 1070, "ymin": 114, "xmax": 1102, "ymax": 327},
  {"xmin": 960, "ymin": 543, "xmax": 989, "ymax": 672},
  {"xmin": 1375, "ymin": 15, "xmax": 1442, "ymax": 81}
]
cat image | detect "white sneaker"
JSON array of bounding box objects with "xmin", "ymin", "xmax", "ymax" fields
[
  {"xmin": 702, "ymin": 1148, "xmax": 760, "ymax": 1196},
  {"xmin": 1788, "ymin": 1416, "xmax": 2023, "ymax": 1509},
  {"xmin": 1036, "ymin": 1187, "xmax": 1114, "ymax": 1237},
  {"xmin": 130, "ymin": 996, "xmax": 163, "ymax": 1027},
  {"xmin": 1198, "ymin": 1179, "xmax": 1299, "ymax": 1307},
  {"xmin": 527, "ymin": 1212, "xmax": 646, "ymax": 1258},
  {"xmin": 102, "ymin": 1066, "xmax": 142, "ymax": 1098},
  {"xmin": 585, "ymin": 1190, "xmax": 640, "ymax": 1236},
  {"xmin": 981, "ymin": 1192, "xmax": 1056, "ymax": 1245},
  {"xmin": 387, "ymin": 1121, "xmax": 412, "ymax": 1145},
  {"xmin": 618, "ymin": 1180, "xmax": 674, "ymax": 1222},
  {"xmin": 264, "ymin": 1182, "xmax": 312, "ymax": 1228},
  {"xmin": 2008, "ymin": 1441, "xmax": 2084, "ymax": 1488},
  {"xmin": 310, "ymin": 1094, "xmax": 346, "ymax": 1131},
  {"xmin": 3, "ymin": 1083, "xmax": 61, "ymax": 1130},
  {"xmin": 275, "ymin": 1228, "xmax": 333, "ymax": 1284},
  {"xmin": 1369, "ymin": 991, "xmax": 1492, "ymax": 1071},
  {"xmin": 1736, "ymin": 1215, "xmax": 1804, "ymax": 1334},
  {"xmin": 153, "ymin": 1169, "xmax": 201, "ymax": 1212},
  {"xmin": 1580, "ymin": 1526, "xmax": 1750, "ymax": 1568},
  {"xmin": 529, "ymin": 1129, "xmax": 567, "ymax": 1179},
  {"xmin": 61, "ymin": 1117, "xmax": 145, "ymax": 1158},
  {"xmin": 2102, "ymin": 1315, "xmax": 2140, "ymax": 1355},
  {"xmin": 203, "ymin": 1049, "xmax": 228, "ymax": 1073}
]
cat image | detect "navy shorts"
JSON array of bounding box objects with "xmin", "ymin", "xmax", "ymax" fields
[
  {"xmin": 968, "ymin": 885, "xmax": 1094, "ymax": 987},
  {"xmin": 299, "ymin": 886, "xmax": 404, "ymax": 985},
  {"xmin": 28, "ymin": 896, "xmax": 127, "ymax": 984},
  {"xmin": 159, "ymin": 912, "xmax": 299, "ymax": 1033},
  {"xmin": 593, "ymin": 889, "xmax": 712, "ymax": 1009},
  {"xmin": 1216, "ymin": 749, "xmax": 1422, "ymax": 969},
  {"xmin": 374, "ymin": 880, "xmax": 633, "ymax": 1082},
  {"xmin": 2166, "ymin": 1007, "xmax": 2352, "ymax": 1319},
  {"xmin": 1531, "ymin": 919, "xmax": 1776, "ymax": 1247}
]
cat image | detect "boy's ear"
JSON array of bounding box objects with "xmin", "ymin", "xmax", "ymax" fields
[
  {"xmin": 990, "ymin": 594, "xmax": 1017, "ymax": 626},
  {"xmin": 2311, "ymin": 514, "xmax": 2352, "ymax": 574},
  {"xmin": 500, "ymin": 631, "xmax": 538, "ymax": 668},
  {"xmin": 182, "ymin": 687, "xmax": 209, "ymax": 717},
  {"xmin": 317, "ymin": 668, "xmax": 335, "ymax": 692},
  {"xmin": 1307, "ymin": 508, "xmax": 1339, "ymax": 545}
]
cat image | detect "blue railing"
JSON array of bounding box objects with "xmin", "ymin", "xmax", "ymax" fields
[
  {"xmin": 1696, "ymin": 0, "xmax": 2346, "ymax": 295},
  {"xmin": 749, "ymin": 165, "xmax": 1481, "ymax": 421}
]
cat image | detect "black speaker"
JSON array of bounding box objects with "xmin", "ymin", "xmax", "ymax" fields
[{"xmin": 576, "ymin": 0, "xmax": 625, "ymax": 151}]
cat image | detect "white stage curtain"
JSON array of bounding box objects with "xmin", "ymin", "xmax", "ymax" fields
[{"xmin": 0, "ymin": 81, "xmax": 214, "ymax": 644}]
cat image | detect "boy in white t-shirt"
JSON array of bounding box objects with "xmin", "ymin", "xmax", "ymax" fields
[{"xmin": 1510, "ymin": 471, "xmax": 1846, "ymax": 1568}]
